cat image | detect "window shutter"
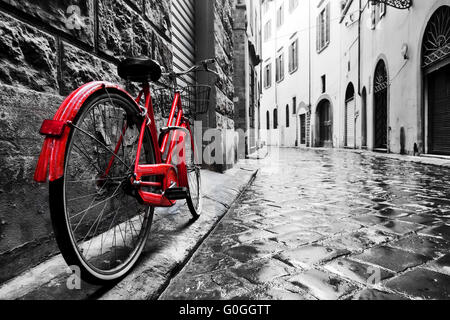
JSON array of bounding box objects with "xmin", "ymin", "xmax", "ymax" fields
[
  {"xmin": 316, "ymin": 15, "xmax": 320, "ymax": 51},
  {"xmin": 326, "ymin": 2, "xmax": 330, "ymax": 44},
  {"xmin": 269, "ymin": 64, "xmax": 272, "ymax": 86},
  {"xmin": 288, "ymin": 45, "xmax": 291, "ymax": 72},
  {"xmin": 380, "ymin": 3, "xmax": 386, "ymax": 18},
  {"xmin": 370, "ymin": 3, "xmax": 376, "ymax": 29},
  {"xmin": 275, "ymin": 58, "xmax": 278, "ymax": 81},
  {"xmin": 171, "ymin": 0, "xmax": 196, "ymax": 86}
]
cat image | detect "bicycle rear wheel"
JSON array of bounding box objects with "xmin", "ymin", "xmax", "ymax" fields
[{"xmin": 49, "ymin": 91, "xmax": 156, "ymax": 284}]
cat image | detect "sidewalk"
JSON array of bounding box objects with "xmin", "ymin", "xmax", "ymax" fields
[
  {"xmin": 247, "ymin": 145, "xmax": 269, "ymax": 160},
  {"xmin": 298, "ymin": 146, "xmax": 450, "ymax": 168},
  {"xmin": 0, "ymin": 160, "xmax": 260, "ymax": 300}
]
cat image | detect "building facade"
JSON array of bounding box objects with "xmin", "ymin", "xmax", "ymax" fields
[
  {"xmin": 358, "ymin": 0, "xmax": 450, "ymax": 155},
  {"xmin": 260, "ymin": 0, "xmax": 343, "ymax": 148},
  {"xmin": 261, "ymin": 0, "xmax": 450, "ymax": 156},
  {"xmin": 0, "ymin": 0, "xmax": 237, "ymax": 285},
  {"xmin": 261, "ymin": 0, "xmax": 306, "ymax": 147}
]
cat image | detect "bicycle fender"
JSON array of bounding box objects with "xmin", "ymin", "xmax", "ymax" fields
[{"xmin": 34, "ymin": 81, "xmax": 137, "ymax": 183}]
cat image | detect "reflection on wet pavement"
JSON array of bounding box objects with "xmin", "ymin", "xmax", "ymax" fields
[{"xmin": 161, "ymin": 148, "xmax": 450, "ymax": 300}]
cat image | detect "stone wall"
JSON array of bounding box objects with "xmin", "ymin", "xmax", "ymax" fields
[
  {"xmin": 0, "ymin": 0, "xmax": 173, "ymax": 284},
  {"xmin": 213, "ymin": 0, "xmax": 236, "ymax": 170}
]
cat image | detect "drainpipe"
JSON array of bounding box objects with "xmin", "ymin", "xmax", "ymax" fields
[
  {"xmin": 308, "ymin": 0, "xmax": 312, "ymax": 147},
  {"xmin": 259, "ymin": 0, "xmax": 263, "ymax": 147},
  {"xmin": 355, "ymin": 0, "xmax": 362, "ymax": 149},
  {"xmin": 358, "ymin": 0, "xmax": 361, "ymax": 96}
]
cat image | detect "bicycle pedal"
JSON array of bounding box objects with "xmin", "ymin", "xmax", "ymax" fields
[{"xmin": 163, "ymin": 187, "xmax": 188, "ymax": 200}]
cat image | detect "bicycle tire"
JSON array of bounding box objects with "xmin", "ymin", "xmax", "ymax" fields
[
  {"xmin": 185, "ymin": 130, "xmax": 202, "ymax": 219},
  {"xmin": 49, "ymin": 90, "xmax": 156, "ymax": 284}
]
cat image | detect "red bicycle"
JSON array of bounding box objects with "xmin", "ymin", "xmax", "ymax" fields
[{"xmin": 33, "ymin": 57, "xmax": 217, "ymax": 283}]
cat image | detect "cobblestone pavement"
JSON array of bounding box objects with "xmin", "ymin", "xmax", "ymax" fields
[{"xmin": 161, "ymin": 148, "xmax": 450, "ymax": 300}]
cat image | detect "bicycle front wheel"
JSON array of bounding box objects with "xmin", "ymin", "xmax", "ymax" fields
[
  {"xmin": 49, "ymin": 91, "xmax": 156, "ymax": 284},
  {"xmin": 185, "ymin": 138, "xmax": 202, "ymax": 219}
]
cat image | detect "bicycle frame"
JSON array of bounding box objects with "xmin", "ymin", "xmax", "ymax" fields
[
  {"xmin": 127, "ymin": 83, "xmax": 193, "ymax": 207},
  {"xmin": 34, "ymin": 81, "xmax": 194, "ymax": 208}
]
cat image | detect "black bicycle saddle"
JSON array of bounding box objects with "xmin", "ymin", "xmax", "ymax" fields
[{"xmin": 118, "ymin": 56, "xmax": 162, "ymax": 82}]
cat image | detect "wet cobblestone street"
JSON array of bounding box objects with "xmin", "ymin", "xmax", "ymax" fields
[{"xmin": 161, "ymin": 148, "xmax": 450, "ymax": 300}]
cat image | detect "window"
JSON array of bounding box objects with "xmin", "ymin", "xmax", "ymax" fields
[
  {"xmin": 288, "ymin": 39, "xmax": 298, "ymax": 73},
  {"xmin": 379, "ymin": 3, "xmax": 386, "ymax": 18},
  {"xmin": 250, "ymin": 0, "xmax": 254, "ymax": 33},
  {"xmin": 264, "ymin": 63, "xmax": 272, "ymax": 88},
  {"xmin": 286, "ymin": 105, "xmax": 290, "ymax": 128},
  {"xmin": 273, "ymin": 108, "xmax": 278, "ymax": 129},
  {"xmin": 264, "ymin": 20, "xmax": 272, "ymax": 42},
  {"xmin": 254, "ymin": 9, "xmax": 258, "ymax": 38},
  {"xmin": 321, "ymin": 75, "xmax": 326, "ymax": 93},
  {"xmin": 369, "ymin": 1, "xmax": 387, "ymax": 29},
  {"xmin": 276, "ymin": 53, "xmax": 284, "ymax": 82},
  {"xmin": 277, "ymin": 4, "xmax": 284, "ymax": 27},
  {"xmin": 266, "ymin": 111, "xmax": 270, "ymax": 130},
  {"xmin": 316, "ymin": 3, "xmax": 330, "ymax": 53},
  {"xmin": 292, "ymin": 96, "xmax": 297, "ymax": 114},
  {"xmin": 369, "ymin": 1, "xmax": 376, "ymax": 29},
  {"xmin": 289, "ymin": 0, "xmax": 299, "ymax": 12}
]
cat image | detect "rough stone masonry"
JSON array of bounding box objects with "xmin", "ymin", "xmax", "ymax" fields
[{"xmin": 0, "ymin": 0, "xmax": 235, "ymax": 285}]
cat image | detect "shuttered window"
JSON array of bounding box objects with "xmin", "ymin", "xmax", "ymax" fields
[
  {"xmin": 276, "ymin": 53, "xmax": 284, "ymax": 82},
  {"xmin": 264, "ymin": 63, "xmax": 272, "ymax": 88},
  {"xmin": 277, "ymin": 4, "xmax": 284, "ymax": 27},
  {"xmin": 286, "ymin": 105, "xmax": 290, "ymax": 128},
  {"xmin": 273, "ymin": 108, "xmax": 278, "ymax": 129},
  {"xmin": 288, "ymin": 39, "xmax": 298, "ymax": 73},
  {"xmin": 316, "ymin": 3, "xmax": 330, "ymax": 53},
  {"xmin": 171, "ymin": 0, "xmax": 196, "ymax": 87},
  {"xmin": 264, "ymin": 20, "xmax": 272, "ymax": 42},
  {"xmin": 289, "ymin": 0, "xmax": 299, "ymax": 12},
  {"xmin": 292, "ymin": 96, "xmax": 296, "ymax": 114}
]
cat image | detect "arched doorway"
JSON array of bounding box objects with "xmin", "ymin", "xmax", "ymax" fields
[
  {"xmin": 345, "ymin": 83, "xmax": 356, "ymax": 148},
  {"xmin": 361, "ymin": 87, "xmax": 367, "ymax": 148},
  {"xmin": 373, "ymin": 59, "xmax": 388, "ymax": 150},
  {"xmin": 317, "ymin": 99, "xmax": 332, "ymax": 147},
  {"xmin": 423, "ymin": 6, "xmax": 450, "ymax": 155}
]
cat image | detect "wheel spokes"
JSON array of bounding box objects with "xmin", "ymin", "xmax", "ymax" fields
[{"xmin": 64, "ymin": 97, "xmax": 152, "ymax": 273}]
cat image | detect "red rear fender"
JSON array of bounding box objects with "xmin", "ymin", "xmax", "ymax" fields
[{"xmin": 34, "ymin": 81, "xmax": 137, "ymax": 182}]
